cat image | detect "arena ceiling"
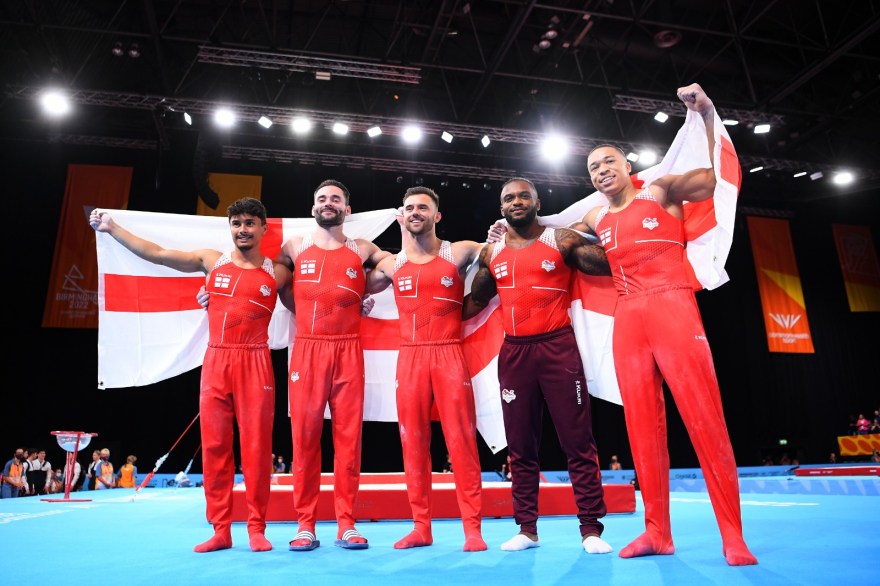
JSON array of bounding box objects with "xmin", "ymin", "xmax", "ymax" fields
[{"xmin": 2, "ymin": 0, "xmax": 879, "ymax": 206}]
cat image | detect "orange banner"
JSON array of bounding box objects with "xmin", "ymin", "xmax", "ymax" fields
[
  {"xmin": 196, "ymin": 173, "xmax": 262, "ymax": 217},
  {"xmin": 832, "ymin": 224, "xmax": 880, "ymax": 312},
  {"xmin": 747, "ymin": 216, "xmax": 814, "ymax": 353},
  {"xmin": 838, "ymin": 434, "xmax": 880, "ymax": 457},
  {"xmin": 42, "ymin": 164, "xmax": 132, "ymax": 328}
]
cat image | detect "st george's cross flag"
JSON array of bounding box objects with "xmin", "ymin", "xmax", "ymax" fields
[{"xmin": 93, "ymin": 108, "xmax": 739, "ymax": 454}]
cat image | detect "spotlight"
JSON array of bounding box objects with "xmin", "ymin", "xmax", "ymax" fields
[
  {"xmin": 214, "ymin": 108, "xmax": 236, "ymax": 128},
  {"xmin": 111, "ymin": 42, "xmax": 124, "ymax": 57},
  {"xmin": 481, "ymin": 135, "xmax": 491, "ymax": 148},
  {"xmin": 440, "ymin": 180, "xmax": 449, "ymax": 187},
  {"xmin": 128, "ymin": 43, "xmax": 141, "ymax": 58},
  {"xmin": 367, "ymin": 126, "xmax": 382, "ymax": 137},
  {"xmin": 483, "ymin": 183, "xmax": 491, "ymax": 191},
  {"xmin": 462, "ymin": 182, "xmax": 471, "ymax": 189},
  {"xmin": 183, "ymin": 112, "xmax": 192, "ymax": 125},
  {"xmin": 258, "ymin": 116, "xmax": 273, "ymax": 129},
  {"xmin": 291, "ymin": 117, "xmax": 312, "ymax": 134},
  {"xmin": 638, "ymin": 150, "xmax": 658, "ymax": 165},
  {"xmin": 402, "ymin": 125, "xmax": 422, "ymax": 143},
  {"xmin": 40, "ymin": 90, "xmax": 71, "ymax": 117},
  {"xmin": 754, "ymin": 124, "xmax": 771, "ymax": 134},
  {"xmin": 626, "ymin": 152, "xmax": 639, "ymax": 162},
  {"xmin": 722, "ymin": 119, "xmax": 739, "ymax": 126},
  {"xmin": 540, "ymin": 134, "xmax": 569, "ymax": 160},
  {"xmin": 332, "ymin": 122, "xmax": 349, "ymax": 135},
  {"xmin": 654, "ymin": 112, "xmax": 669, "ymax": 123},
  {"xmin": 441, "ymin": 131, "xmax": 453, "ymax": 143},
  {"xmin": 749, "ymin": 166, "xmax": 764, "ymax": 173},
  {"xmin": 315, "ymin": 71, "xmax": 331, "ymax": 81},
  {"xmin": 396, "ymin": 176, "xmax": 404, "ymax": 184},
  {"xmin": 538, "ymin": 39, "xmax": 551, "ymax": 50},
  {"xmin": 793, "ymin": 171, "xmax": 807, "ymax": 178},
  {"xmin": 809, "ymin": 171, "xmax": 823, "ymax": 181},
  {"xmin": 832, "ymin": 171, "xmax": 854, "ymax": 185}
]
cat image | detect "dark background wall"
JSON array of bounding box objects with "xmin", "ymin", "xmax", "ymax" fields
[{"xmin": 5, "ymin": 131, "xmax": 879, "ymax": 478}]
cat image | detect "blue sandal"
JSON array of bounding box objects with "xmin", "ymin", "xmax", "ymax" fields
[
  {"xmin": 289, "ymin": 530, "xmax": 320, "ymax": 551},
  {"xmin": 334, "ymin": 528, "xmax": 369, "ymax": 550}
]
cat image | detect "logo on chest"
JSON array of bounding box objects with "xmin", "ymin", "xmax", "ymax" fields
[
  {"xmin": 300, "ymin": 260, "xmax": 316, "ymax": 275},
  {"xmin": 493, "ymin": 261, "xmax": 509, "ymax": 279},
  {"xmin": 541, "ymin": 259, "xmax": 556, "ymax": 272},
  {"xmin": 259, "ymin": 284, "xmax": 271, "ymax": 297},
  {"xmin": 642, "ymin": 217, "xmax": 659, "ymax": 230},
  {"xmin": 213, "ymin": 273, "xmax": 232, "ymax": 289},
  {"xmin": 397, "ymin": 275, "xmax": 413, "ymax": 292},
  {"xmin": 440, "ymin": 276, "xmax": 454, "ymax": 288},
  {"xmin": 599, "ymin": 227, "xmax": 612, "ymax": 246},
  {"xmin": 346, "ymin": 267, "xmax": 358, "ymax": 279}
]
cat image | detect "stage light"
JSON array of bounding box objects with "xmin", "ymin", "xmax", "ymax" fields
[
  {"xmin": 315, "ymin": 71, "xmax": 331, "ymax": 81},
  {"xmin": 440, "ymin": 180, "xmax": 449, "ymax": 187},
  {"xmin": 40, "ymin": 90, "xmax": 71, "ymax": 117},
  {"xmin": 481, "ymin": 135, "xmax": 491, "ymax": 148},
  {"xmin": 128, "ymin": 43, "xmax": 141, "ymax": 58},
  {"xmin": 111, "ymin": 42, "xmax": 124, "ymax": 57},
  {"xmin": 367, "ymin": 126, "xmax": 382, "ymax": 137},
  {"xmin": 258, "ymin": 116, "xmax": 273, "ymax": 128},
  {"xmin": 540, "ymin": 134, "xmax": 569, "ymax": 161},
  {"xmin": 332, "ymin": 122, "xmax": 349, "ymax": 135},
  {"xmin": 722, "ymin": 119, "xmax": 739, "ymax": 126},
  {"xmin": 626, "ymin": 152, "xmax": 639, "ymax": 162},
  {"xmin": 654, "ymin": 112, "xmax": 669, "ymax": 123},
  {"xmin": 483, "ymin": 183, "xmax": 491, "ymax": 190},
  {"xmin": 441, "ymin": 131, "xmax": 453, "ymax": 143},
  {"xmin": 183, "ymin": 112, "xmax": 192, "ymax": 125},
  {"xmin": 462, "ymin": 182, "xmax": 471, "ymax": 189},
  {"xmin": 832, "ymin": 171, "xmax": 854, "ymax": 185},
  {"xmin": 754, "ymin": 123, "xmax": 771, "ymax": 134},
  {"xmin": 810, "ymin": 172, "xmax": 823, "ymax": 181},
  {"xmin": 749, "ymin": 166, "xmax": 764, "ymax": 173},
  {"xmin": 214, "ymin": 108, "xmax": 236, "ymax": 128},
  {"xmin": 402, "ymin": 125, "xmax": 422, "ymax": 143},
  {"xmin": 793, "ymin": 171, "xmax": 807, "ymax": 178},
  {"xmin": 638, "ymin": 150, "xmax": 657, "ymax": 165},
  {"xmin": 291, "ymin": 117, "xmax": 312, "ymax": 134}
]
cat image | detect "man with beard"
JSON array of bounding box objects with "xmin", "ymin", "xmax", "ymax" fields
[
  {"xmin": 365, "ymin": 186, "xmax": 486, "ymax": 552},
  {"xmin": 90, "ymin": 198, "xmax": 292, "ymax": 553},
  {"xmin": 275, "ymin": 179, "xmax": 390, "ymax": 552},
  {"xmin": 463, "ymin": 178, "xmax": 613, "ymax": 554}
]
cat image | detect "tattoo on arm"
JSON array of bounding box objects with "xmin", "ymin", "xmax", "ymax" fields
[{"xmin": 558, "ymin": 229, "xmax": 611, "ymax": 276}]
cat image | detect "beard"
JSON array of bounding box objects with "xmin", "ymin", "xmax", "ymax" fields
[
  {"xmin": 503, "ymin": 206, "xmax": 537, "ymax": 228},
  {"xmin": 314, "ymin": 207, "xmax": 345, "ymax": 227}
]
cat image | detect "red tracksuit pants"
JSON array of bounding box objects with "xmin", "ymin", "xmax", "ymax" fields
[
  {"xmin": 613, "ymin": 285, "xmax": 745, "ymax": 547},
  {"xmin": 289, "ymin": 334, "xmax": 365, "ymax": 532},
  {"xmin": 200, "ymin": 344, "xmax": 275, "ymax": 535},
  {"xmin": 396, "ymin": 341, "xmax": 483, "ymax": 537}
]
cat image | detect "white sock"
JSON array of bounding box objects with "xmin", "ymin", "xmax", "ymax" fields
[
  {"xmin": 583, "ymin": 535, "xmax": 613, "ymax": 554},
  {"xmin": 501, "ymin": 533, "xmax": 540, "ymax": 551}
]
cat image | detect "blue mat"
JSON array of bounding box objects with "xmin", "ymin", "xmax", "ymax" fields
[{"xmin": 1, "ymin": 479, "xmax": 877, "ymax": 586}]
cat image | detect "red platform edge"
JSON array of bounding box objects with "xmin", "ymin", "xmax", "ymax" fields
[
  {"xmin": 232, "ymin": 473, "xmax": 636, "ymax": 522},
  {"xmin": 794, "ymin": 466, "xmax": 879, "ymax": 477}
]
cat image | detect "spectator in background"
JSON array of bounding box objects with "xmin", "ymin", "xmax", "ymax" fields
[
  {"xmin": 274, "ymin": 455, "xmax": 287, "ymax": 474},
  {"xmin": 856, "ymin": 413, "xmax": 871, "ymax": 435},
  {"xmin": 872, "ymin": 450, "xmax": 880, "ymax": 463},
  {"xmin": 47, "ymin": 469, "xmax": 64, "ymax": 494},
  {"xmin": 609, "ymin": 455, "xmax": 622, "ymax": 471},
  {"xmin": 1, "ymin": 448, "xmax": 27, "ymax": 498},
  {"xmin": 84, "ymin": 449, "xmax": 101, "ymax": 491},
  {"xmin": 117, "ymin": 455, "xmax": 138, "ymax": 488},
  {"xmin": 95, "ymin": 448, "xmax": 115, "ymax": 490},
  {"xmin": 871, "ymin": 409, "xmax": 879, "ymax": 433},
  {"xmin": 829, "ymin": 452, "xmax": 838, "ymax": 464}
]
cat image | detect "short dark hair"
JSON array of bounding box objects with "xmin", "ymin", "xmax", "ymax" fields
[
  {"xmin": 588, "ymin": 143, "xmax": 627, "ymax": 159},
  {"xmin": 227, "ymin": 197, "xmax": 267, "ymax": 224},
  {"xmin": 501, "ymin": 177, "xmax": 538, "ymax": 196},
  {"xmin": 314, "ymin": 179, "xmax": 351, "ymax": 205},
  {"xmin": 403, "ymin": 186, "xmax": 440, "ymax": 209}
]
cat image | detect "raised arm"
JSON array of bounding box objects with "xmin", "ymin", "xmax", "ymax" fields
[
  {"xmin": 557, "ymin": 228, "xmax": 611, "ymax": 276},
  {"xmin": 89, "ymin": 210, "xmax": 217, "ymax": 273},
  {"xmin": 462, "ymin": 245, "xmax": 498, "ymax": 320},
  {"xmin": 651, "ymin": 83, "xmax": 718, "ymax": 206}
]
